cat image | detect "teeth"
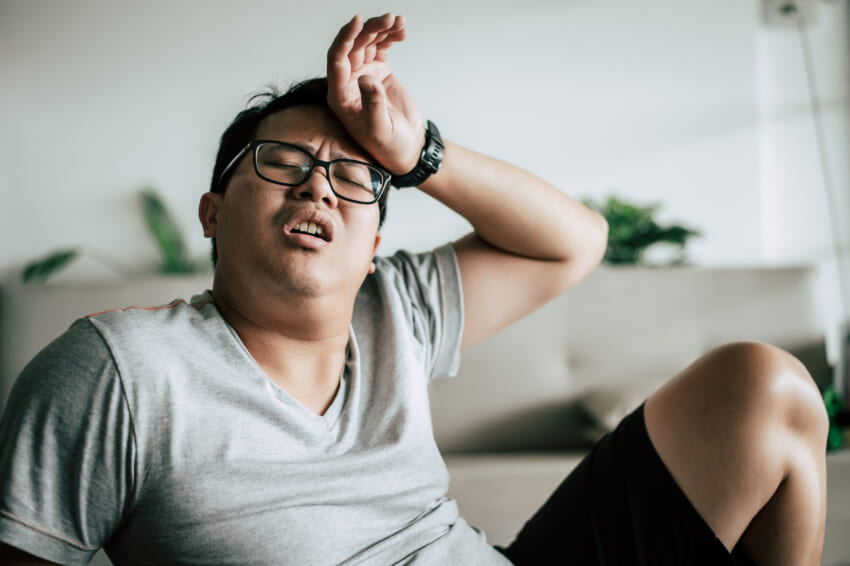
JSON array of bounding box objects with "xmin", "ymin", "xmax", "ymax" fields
[{"xmin": 294, "ymin": 221, "xmax": 325, "ymax": 238}]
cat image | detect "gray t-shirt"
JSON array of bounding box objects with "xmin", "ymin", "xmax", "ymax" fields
[{"xmin": 0, "ymin": 245, "xmax": 512, "ymax": 565}]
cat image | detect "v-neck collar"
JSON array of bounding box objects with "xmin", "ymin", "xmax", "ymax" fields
[{"xmin": 209, "ymin": 292, "xmax": 357, "ymax": 430}]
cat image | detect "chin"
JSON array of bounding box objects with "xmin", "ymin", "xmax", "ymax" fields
[{"xmin": 272, "ymin": 273, "xmax": 323, "ymax": 297}]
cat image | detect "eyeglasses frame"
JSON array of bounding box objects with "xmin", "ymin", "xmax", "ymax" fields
[{"xmin": 216, "ymin": 140, "xmax": 392, "ymax": 205}]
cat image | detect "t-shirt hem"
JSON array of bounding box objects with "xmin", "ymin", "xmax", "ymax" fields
[
  {"xmin": 0, "ymin": 513, "xmax": 98, "ymax": 565},
  {"xmin": 431, "ymin": 243, "xmax": 464, "ymax": 379}
]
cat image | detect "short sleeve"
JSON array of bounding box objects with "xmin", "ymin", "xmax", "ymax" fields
[
  {"xmin": 0, "ymin": 319, "xmax": 136, "ymax": 565},
  {"xmin": 373, "ymin": 243, "xmax": 464, "ymax": 380}
]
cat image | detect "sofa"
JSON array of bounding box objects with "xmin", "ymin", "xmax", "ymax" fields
[{"xmin": 1, "ymin": 265, "xmax": 849, "ymax": 565}]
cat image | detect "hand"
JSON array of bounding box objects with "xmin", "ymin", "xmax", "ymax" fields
[{"xmin": 327, "ymin": 14, "xmax": 424, "ymax": 175}]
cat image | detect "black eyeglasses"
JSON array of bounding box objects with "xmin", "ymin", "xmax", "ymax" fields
[{"xmin": 217, "ymin": 140, "xmax": 391, "ymax": 204}]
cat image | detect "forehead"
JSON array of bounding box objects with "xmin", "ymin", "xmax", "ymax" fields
[{"xmin": 254, "ymin": 105, "xmax": 373, "ymax": 162}]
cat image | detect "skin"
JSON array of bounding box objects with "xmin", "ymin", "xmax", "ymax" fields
[
  {"xmin": 644, "ymin": 342, "xmax": 828, "ymax": 565},
  {"xmin": 0, "ymin": 12, "xmax": 827, "ymax": 565},
  {"xmin": 197, "ymin": 105, "xmax": 384, "ymax": 414}
]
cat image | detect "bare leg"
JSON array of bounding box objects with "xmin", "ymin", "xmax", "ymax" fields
[{"xmin": 644, "ymin": 342, "xmax": 828, "ymax": 566}]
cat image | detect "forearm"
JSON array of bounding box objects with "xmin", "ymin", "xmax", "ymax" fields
[{"xmin": 418, "ymin": 140, "xmax": 608, "ymax": 263}]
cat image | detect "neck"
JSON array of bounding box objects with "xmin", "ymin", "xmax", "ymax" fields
[{"xmin": 212, "ymin": 273, "xmax": 354, "ymax": 414}]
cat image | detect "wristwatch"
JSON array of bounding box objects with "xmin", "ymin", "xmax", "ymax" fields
[{"xmin": 391, "ymin": 120, "xmax": 444, "ymax": 188}]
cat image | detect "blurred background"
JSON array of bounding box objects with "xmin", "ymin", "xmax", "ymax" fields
[
  {"xmin": 1, "ymin": 0, "xmax": 848, "ymax": 351},
  {"xmin": 2, "ymin": 2, "xmax": 850, "ymax": 562}
]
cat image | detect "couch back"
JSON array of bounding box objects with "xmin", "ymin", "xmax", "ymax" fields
[
  {"xmin": 429, "ymin": 265, "xmax": 828, "ymax": 452},
  {"xmin": 0, "ymin": 266, "xmax": 827, "ymax": 453}
]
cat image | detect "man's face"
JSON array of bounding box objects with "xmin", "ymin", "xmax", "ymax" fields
[{"xmin": 201, "ymin": 105, "xmax": 382, "ymax": 299}]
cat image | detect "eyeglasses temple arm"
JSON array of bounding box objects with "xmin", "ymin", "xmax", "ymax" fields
[{"xmin": 216, "ymin": 143, "xmax": 252, "ymax": 190}]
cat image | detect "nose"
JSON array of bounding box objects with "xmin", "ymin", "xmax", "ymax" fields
[{"xmin": 293, "ymin": 165, "xmax": 338, "ymax": 207}]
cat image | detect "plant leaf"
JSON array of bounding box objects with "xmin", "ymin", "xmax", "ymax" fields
[
  {"xmin": 585, "ymin": 193, "xmax": 700, "ymax": 265},
  {"xmin": 22, "ymin": 249, "xmax": 79, "ymax": 283},
  {"xmin": 139, "ymin": 188, "xmax": 194, "ymax": 273}
]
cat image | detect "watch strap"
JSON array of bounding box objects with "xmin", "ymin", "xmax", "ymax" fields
[{"xmin": 391, "ymin": 120, "xmax": 444, "ymax": 188}]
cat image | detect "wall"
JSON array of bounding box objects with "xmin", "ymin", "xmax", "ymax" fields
[
  {"xmin": 756, "ymin": 0, "xmax": 850, "ymax": 364},
  {"xmin": 0, "ymin": 0, "xmax": 848, "ymax": 343}
]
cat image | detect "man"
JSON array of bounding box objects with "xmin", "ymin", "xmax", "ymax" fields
[{"xmin": 0, "ymin": 13, "xmax": 828, "ymax": 565}]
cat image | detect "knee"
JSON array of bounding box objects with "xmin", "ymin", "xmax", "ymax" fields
[{"xmin": 701, "ymin": 341, "xmax": 828, "ymax": 443}]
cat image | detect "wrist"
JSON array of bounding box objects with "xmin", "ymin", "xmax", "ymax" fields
[{"xmin": 391, "ymin": 120, "xmax": 444, "ymax": 188}]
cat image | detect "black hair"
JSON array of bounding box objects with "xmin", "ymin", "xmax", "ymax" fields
[{"xmin": 208, "ymin": 77, "xmax": 389, "ymax": 264}]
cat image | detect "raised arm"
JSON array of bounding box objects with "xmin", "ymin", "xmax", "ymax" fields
[
  {"xmin": 327, "ymin": 14, "xmax": 608, "ymax": 349},
  {"xmin": 418, "ymin": 143, "xmax": 608, "ymax": 349}
]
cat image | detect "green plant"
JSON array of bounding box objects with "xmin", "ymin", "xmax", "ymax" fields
[
  {"xmin": 583, "ymin": 195, "xmax": 701, "ymax": 265},
  {"xmin": 21, "ymin": 250, "xmax": 80, "ymax": 283},
  {"xmin": 139, "ymin": 188, "xmax": 196, "ymax": 274},
  {"xmin": 22, "ymin": 187, "xmax": 206, "ymax": 282},
  {"xmin": 824, "ymin": 386, "xmax": 849, "ymax": 451}
]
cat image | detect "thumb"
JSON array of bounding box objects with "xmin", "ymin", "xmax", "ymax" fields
[{"xmin": 357, "ymin": 75, "xmax": 389, "ymax": 135}]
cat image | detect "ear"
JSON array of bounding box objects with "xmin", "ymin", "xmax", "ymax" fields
[
  {"xmin": 199, "ymin": 193, "xmax": 222, "ymax": 238},
  {"xmin": 368, "ymin": 233, "xmax": 381, "ymax": 274}
]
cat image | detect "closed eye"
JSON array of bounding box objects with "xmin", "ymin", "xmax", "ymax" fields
[
  {"xmin": 333, "ymin": 174, "xmax": 370, "ymax": 190},
  {"xmin": 267, "ymin": 161, "xmax": 306, "ymax": 171}
]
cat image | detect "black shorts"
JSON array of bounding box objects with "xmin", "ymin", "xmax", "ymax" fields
[{"xmin": 495, "ymin": 403, "xmax": 756, "ymax": 565}]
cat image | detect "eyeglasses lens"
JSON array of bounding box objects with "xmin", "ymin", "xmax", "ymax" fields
[{"xmin": 256, "ymin": 143, "xmax": 384, "ymax": 204}]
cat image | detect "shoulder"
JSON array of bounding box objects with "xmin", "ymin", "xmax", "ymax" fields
[
  {"xmin": 18, "ymin": 317, "xmax": 113, "ymax": 387},
  {"xmin": 86, "ymin": 292, "xmax": 215, "ymax": 329},
  {"xmin": 354, "ymin": 245, "xmax": 464, "ymax": 378},
  {"xmin": 85, "ymin": 292, "xmax": 218, "ymax": 349},
  {"xmin": 365, "ymin": 244, "xmax": 460, "ymax": 303},
  {"xmin": 372, "ymin": 244, "xmax": 458, "ymax": 281},
  {"xmin": 75, "ymin": 292, "xmax": 240, "ymax": 394},
  {"xmin": 7, "ymin": 317, "xmax": 125, "ymax": 439}
]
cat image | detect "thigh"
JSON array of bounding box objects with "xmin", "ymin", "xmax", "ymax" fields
[{"xmin": 496, "ymin": 404, "xmax": 751, "ymax": 566}]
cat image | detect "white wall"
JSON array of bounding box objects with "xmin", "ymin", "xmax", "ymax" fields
[
  {"xmin": 755, "ymin": 1, "xmax": 850, "ymax": 364},
  {"xmin": 1, "ymin": 1, "xmax": 847, "ymax": 305}
]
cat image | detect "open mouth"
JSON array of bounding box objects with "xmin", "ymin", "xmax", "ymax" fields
[{"xmin": 290, "ymin": 221, "xmax": 330, "ymax": 242}]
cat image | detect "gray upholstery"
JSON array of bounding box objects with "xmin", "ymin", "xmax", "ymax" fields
[{"xmin": 430, "ymin": 265, "xmax": 828, "ymax": 454}]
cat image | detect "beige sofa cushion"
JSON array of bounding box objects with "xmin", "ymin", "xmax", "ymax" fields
[{"xmin": 430, "ymin": 265, "xmax": 825, "ymax": 453}]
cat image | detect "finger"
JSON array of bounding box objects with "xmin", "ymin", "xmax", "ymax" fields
[
  {"xmin": 375, "ymin": 13, "xmax": 405, "ymax": 34},
  {"xmin": 365, "ymin": 30, "xmax": 389, "ymax": 62},
  {"xmin": 328, "ymin": 14, "xmax": 362, "ymax": 61},
  {"xmin": 377, "ymin": 28, "xmax": 407, "ymax": 46},
  {"xmin": 371, "ymin": 21, "xmax": 406, "ymax": 50},
  {"xmin": 327, "ymin": 14, "xmax": 362, "ymax": 80},
  {"xmin": 372, "ymin": 16, "xmax": 407, "ymax": 61},
  {"xmin": 352, "ymin": 13, "xmax": 401, "ymax": 57},
  {"xmin": 362, "ymin": 13, "xmax": 398, "ymax": 36},
  {"xmin": 374, "ymin": 29, "xmax": 407, "ymax": 62},
  {"xmin": 388, "ymin": 14, "xmax": 405, "ymax": 34},
  {"xmin": 357, "ymin": 74, "xmax": 390, "ymax": 138},
  {"xmin": 350, "ymin": 16, "xmax": 395, "ymax": 71},
  {"xmin": 364, "ymin": 43, "xmax": 377, "ymax": 66}
]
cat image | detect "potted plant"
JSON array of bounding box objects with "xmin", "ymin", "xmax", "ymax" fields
[{"xmin": 583, "ymin": 195, "xmax": 701, "ymax": 266}]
